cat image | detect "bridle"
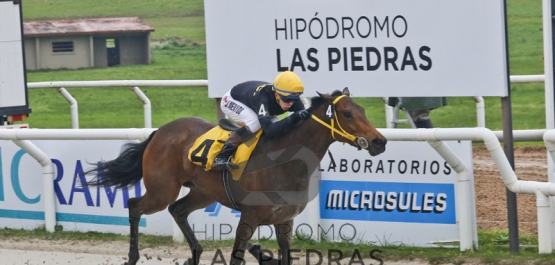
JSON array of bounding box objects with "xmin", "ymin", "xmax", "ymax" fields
[{"xmin": 310, "ymin": 95, "xmax": 369, "ymax": 149}]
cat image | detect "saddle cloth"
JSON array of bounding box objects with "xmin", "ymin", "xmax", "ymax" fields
[{"xmin": 187, "ymin": 125, "xmax": 262, "ymax": 175}]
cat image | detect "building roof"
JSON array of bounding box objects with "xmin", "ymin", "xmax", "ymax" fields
[{"xmin": 24, "ymin": 17, "xmax": 155, "ymax": 37}]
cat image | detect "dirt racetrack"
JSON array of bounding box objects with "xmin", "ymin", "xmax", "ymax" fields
[
  {"xmin": 0, "ymin": 242, "xmax": 427, "ymax": 265},
  {"xmin": 0, "ymin": 146, "xmax": 549, "ymax": 264},
  {"xmin": 473, "ymin": 145, "xmax": 548, "ymax": 235}
]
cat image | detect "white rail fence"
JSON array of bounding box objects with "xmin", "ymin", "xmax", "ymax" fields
[
  {"xmin": 27, "ymin": 80, "xmax": 210, "ymax": 129},
  {"xmin": 27, "ymin": 75, "xmax": 545, "ymax": 130},
  {"xmin": 0, "ymin": 127, "xmax": 554, "ymax": 253}
]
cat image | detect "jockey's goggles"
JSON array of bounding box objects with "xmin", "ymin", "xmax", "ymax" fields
[{"xmin": 278, "ymin": 93, "xmax": 301, "ymax": 103}]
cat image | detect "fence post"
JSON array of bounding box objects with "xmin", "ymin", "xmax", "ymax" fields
[
  {"xmin": 12, "ymin": 139, "xmax": 56, "ymax": 232},
  {"xmin": 56, "ymin": 87, "xmax": 79, "ymax": 129},
  {"xmin": 130, "ymin": 86, "xmax": 152, "ymax": 128}
]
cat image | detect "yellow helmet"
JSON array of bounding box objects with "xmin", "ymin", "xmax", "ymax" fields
[{"xmin": 273, "ymin": 71, "xmax": 304, "ymax": 98}]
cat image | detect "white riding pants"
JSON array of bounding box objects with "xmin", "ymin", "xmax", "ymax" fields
[{"xmin": 220, "ymin": 91, "xmax": 279, "ymax": 132}]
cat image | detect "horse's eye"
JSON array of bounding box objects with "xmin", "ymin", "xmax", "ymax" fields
[{"xmin": 343, "ymin": 112, "xmax": 352, "ymax": 119}]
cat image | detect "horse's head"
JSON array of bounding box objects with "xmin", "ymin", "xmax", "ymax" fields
[{"xmin": 308, "ymin": 87, "xmax": 387, "ymax": 156}]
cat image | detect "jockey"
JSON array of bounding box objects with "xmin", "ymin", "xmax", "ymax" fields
[{"xmin": 212, "ymin": 71, "xmax": 311, "ymax": 171}]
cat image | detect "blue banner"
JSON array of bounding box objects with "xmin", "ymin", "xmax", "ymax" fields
[{"xmin": 320, "ymin": 180, "xmax": 456, "ymax": 224}]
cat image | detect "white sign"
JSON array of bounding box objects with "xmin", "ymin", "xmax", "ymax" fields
[
  {"xmin": 318, "ymin": 140, "xmax": 477, "ymax": 246},
  {"xmin": 0, "ymin": 139, "xmax": 313, "ymax": 237},
  {"xmin": 0, "ymin": 140, "xmax": 175, "ymax": 235},
  {"xmin": 205, "ymin": 0, "xmax": 508, "ymax": 97},
  {"xmin": 0, "ymin": 139, "xmax": 476, "ymax": 247},
  {"xmin": 0, "ymin": 1, "xmax": 29, "ymax": 116}
]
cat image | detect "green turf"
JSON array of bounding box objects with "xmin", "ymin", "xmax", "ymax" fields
[{"xmin": 18, "ymin": 0, "xmax": 549, "ymax": 140}]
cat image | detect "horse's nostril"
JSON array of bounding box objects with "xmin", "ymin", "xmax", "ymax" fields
[{"xmin": 371, "ymin": 138, "xmax": 387, "ymax": 149}]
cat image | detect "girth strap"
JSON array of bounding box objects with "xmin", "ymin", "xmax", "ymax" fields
[{"xmin": 222, "ymin": 169, "xmax": 240, "ymax": 210}]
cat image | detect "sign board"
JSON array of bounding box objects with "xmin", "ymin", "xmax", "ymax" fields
[
  {"xmin": 318, "ymin": 141, "xmax": 477, "ymax": 246},
  {"xmin": 0, "ymin": 140, "xmax": 173, "ymax": 235},
  {"xmin": 0, "ymin": 139, "xmax": 312, "ymax": 236},
  {"xmin": 0, "ymin": 139, "xmax": 476, "ymax": 247},
  {"xmin": 0, "ymin": 1, "xmax": 31, "ymax": 117},
  {"xmin": 205, "ymin": 0, "xmax": 508, "ymax": 97}
]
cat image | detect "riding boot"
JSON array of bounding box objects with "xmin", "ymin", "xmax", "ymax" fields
[
  {"xmin": 212, "ymin": 126, "xmax": 254, "ymax": 171},
  {"xmin": 211, "ymin": 140, "xmax": 240, "ymax": 170}
]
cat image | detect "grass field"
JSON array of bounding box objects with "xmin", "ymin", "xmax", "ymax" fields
[
  {"xmin": 9, "ymin": 1, "xmax": 555, "ymax": 264},
  {"xmin": 19, "ymin": 0, "xmax": 548, "ymax": 134}
]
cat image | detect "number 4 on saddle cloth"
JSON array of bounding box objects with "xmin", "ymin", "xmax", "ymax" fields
[{"xmin": 187, "ymin": 119, "xmax": 262, "ymax": 179}]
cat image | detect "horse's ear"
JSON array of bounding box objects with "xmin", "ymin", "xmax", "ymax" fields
[
  {"xmin": 343, "ymin": 87, "xmax": 350, "ymax": 96},
  {"xmin": 316, "ymin": 91, "xmax": 334, "ymax": 101}
]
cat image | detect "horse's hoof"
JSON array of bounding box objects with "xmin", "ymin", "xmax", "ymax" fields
[
  {"xmin": 248, "ymin": 243, "xmax": 261, "ymax": 256},
  {"xmin": 183, "ymin": 257, "xmax": 195, "ymax": 265}
]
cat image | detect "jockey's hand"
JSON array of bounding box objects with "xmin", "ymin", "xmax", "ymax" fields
[
  {"xmin": 290, "ymin": 110, "xmax": 310, "ymax": 123},
  {"xmin": 297, "ymin": 109, "xmax": 310, "ymax": 120}
]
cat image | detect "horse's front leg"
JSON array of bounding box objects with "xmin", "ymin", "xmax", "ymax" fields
[
  {"xmin": 248, "ymin": 220, "xmax": 294, "ymax": 265},
  {"xmin": 248, "ymin": 241, "xmax": 279, "ymax": 265},
  {"xmin": 231, "ymin": 216, "xmax": 259, "ymax": 265},
  {"xmin": 275, "ymin": 220, "xmax": 294, "ymax": 265}
]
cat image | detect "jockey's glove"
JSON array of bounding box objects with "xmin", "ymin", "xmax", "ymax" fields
[
  {"xmin": 290, "ymin": 110, "xmax": 310, "ymax": 123},
  {"xmin": 297, "ymin": 109, "xmax": 310, "ymax": 120}
]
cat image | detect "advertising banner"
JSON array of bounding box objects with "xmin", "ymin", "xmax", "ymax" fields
[
  {"xmin": 318, "ymin": 140, "xmax": 476, "ymax": 246},
  {"xmin": 0, "ymin": 139, "xmax": 475, "ymax": 246},
  {"xmin": 0, "ymin": 140, "xmax": 173, "ymax": 235},
  {"xmin": 205, "ymin": 0, "xmax": 508, "ymax": 97}
]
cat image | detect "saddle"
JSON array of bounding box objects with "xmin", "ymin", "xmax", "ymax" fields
[{"xmin": 187, "ymin": 120, "xmax": 262, "ymax": 178}]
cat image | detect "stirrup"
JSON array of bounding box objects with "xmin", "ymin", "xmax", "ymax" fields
[{"xmin": 225, "ymin": 161, "xmax": 239, "ymax": 170}]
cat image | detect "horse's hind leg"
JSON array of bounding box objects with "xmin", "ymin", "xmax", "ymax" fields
[
  {"xmin": 168, "ymin": 188, "xmax": 214, "ymax": 265},
  {"xmin": 126, "ymin": 197, "xmax": 143, "ymax": 265},
  {"xmin": 125, "ymin": 181, "xmax": 182, "ymax": 265},
  {"xmin": 126, "ymin": 188, "xmax": 181, "ymax": 265}
]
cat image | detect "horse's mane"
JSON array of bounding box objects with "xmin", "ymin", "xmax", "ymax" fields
[{"xmin": 307, "ymin": 90, "xmax": 343, "ymax": 112}]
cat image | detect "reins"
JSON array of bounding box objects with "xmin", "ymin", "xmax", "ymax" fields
[{"xmin": 310, "ymin": 95, "xmax": 369, "ymax": 150}]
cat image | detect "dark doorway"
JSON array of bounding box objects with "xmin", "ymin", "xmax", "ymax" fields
[{"xmin": 107, "ymin": 38, "xmax": 120, "ymax": 66}]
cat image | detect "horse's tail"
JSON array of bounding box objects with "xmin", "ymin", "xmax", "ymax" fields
[{"xmin": 86, "ymin": 131, "xmax": 156, "ymax": 189}]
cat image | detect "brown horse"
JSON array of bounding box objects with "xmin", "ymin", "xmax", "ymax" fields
[{"xmin": 86, "ymin": 88, "xmax": 386, "ymax": 265}]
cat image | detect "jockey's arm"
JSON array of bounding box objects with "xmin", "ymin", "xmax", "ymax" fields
[{"xmin": 259, "ymin": 114, "xmax": 303, "ymax": 138}]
